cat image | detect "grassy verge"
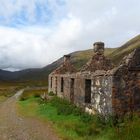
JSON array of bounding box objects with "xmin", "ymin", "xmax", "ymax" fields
[{"xmin": 18, "ymin": 95, "xmax": 140, "ymax": 140}]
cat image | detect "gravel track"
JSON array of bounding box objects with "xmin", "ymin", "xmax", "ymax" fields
[{"xmin": 0, "ymin": 90, "xmax": 60, "ymax": 140}]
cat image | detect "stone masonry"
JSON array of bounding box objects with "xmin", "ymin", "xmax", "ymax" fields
[{"xmin": 48, "ymin": 42, "xmax": 140, "ymax": 117}]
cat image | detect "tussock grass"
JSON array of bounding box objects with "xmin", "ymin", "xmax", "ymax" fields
[{"xmin": 19, "ymin": 89, "xmax": 48, "ymax": 101}]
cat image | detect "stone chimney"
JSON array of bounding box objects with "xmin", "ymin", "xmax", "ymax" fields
[
  {"xmin": 93, "ymin": 42, "xmax": 105, "ymax": 55},
  {"xmin": 63, "ymin": 55, "xmax": 71, "ymax": 65}
]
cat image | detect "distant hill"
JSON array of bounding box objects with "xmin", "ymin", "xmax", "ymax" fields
[{"xmin": 0, "ymin": 34, "xmax": 140, "ymax": 82}]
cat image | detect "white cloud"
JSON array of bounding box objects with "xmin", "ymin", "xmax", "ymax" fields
[
  {"xmin": 0, "ymin": 16, "xmax": 82, "ymax": 70},
  {"xmin": 66, "ymin": 0, "xmax": 140, "ymax": 47},
  {"xmin": 0, "ymin": 0, "xmax": 140, "ymax": 70}
]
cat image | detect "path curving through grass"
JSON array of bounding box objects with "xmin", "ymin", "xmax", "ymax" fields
[{"xmin": 0, "ymin": 89, "xmax": 60, "ymax": 140}]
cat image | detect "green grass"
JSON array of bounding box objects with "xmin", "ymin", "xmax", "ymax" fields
[
  {"xmin": 17, "ymin": 95, "xmax": 140, "ymax": 140},
  {"xmin": 0, "ymin": 95, "xmax": 7, "ymax": 103},
  {"xmin": 18, "ymin": 96, "xmax": 106, "ymax": 140},
  {"xmin": 18, "ymin": 97, "xmax": 40, "ymax": 116}
]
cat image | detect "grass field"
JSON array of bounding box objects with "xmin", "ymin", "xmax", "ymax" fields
[
  {"xmin": 0, "ymin": 82, "xmax": 24, "ymax": 103},
  {"xmin": 18, "ymin": 93, "xmax": 140, "ymax": 140},
  {"xmin": 0, "ymin": 80, "xmax": 48, "ymax": 104}
]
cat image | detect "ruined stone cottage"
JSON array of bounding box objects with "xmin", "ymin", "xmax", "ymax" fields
[{"xmin": 48, "ymin": 42, "xmax": 140, "ymax": 117}]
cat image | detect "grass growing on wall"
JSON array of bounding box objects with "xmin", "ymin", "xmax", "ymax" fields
[{"xmin": 18, "ymin": 95, "xmax": 140, "ymax": 140}]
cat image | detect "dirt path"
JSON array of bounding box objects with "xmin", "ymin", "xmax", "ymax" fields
[{"xmin": 0, "ymin": 90, "xmax": 61, "ymax": 140}]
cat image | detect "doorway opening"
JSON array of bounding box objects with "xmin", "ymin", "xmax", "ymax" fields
[
  {"xmin": 55, "ymin": 77, "xmax": 57, "ymax": 95},
  {"xmin": 70, "ymin": 78, "xmax": 75, "ymax": 103},
  {"xmin": 50, "ymin": 77, "xmax": 53, "ymax": 88},
  {"xmin": 61, "ymin": 77, "xmax": 64, "ymax": 92}
]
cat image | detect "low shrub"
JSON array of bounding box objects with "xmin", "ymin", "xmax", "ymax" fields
[
  {"xmin": 74, "ymin": 123, "xmax": 101, "ymax": 137},
  {"xmin": 80, "ymin": 112, "xmax": 94, "ymax": 123},
  {"xmin": 73, "ymin": 107, "xmax": 82, "ymax": 116},
  {"xmin": 49, "ymin": 97, "xmax": 82, "ymax": 116}
]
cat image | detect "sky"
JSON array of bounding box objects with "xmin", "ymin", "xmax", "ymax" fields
[{"xmin": 0, "ymin": 0, "xmax": 140, "ymax": 71}]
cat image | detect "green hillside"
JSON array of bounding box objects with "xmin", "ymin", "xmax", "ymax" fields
[
  {"xmin": 70, "ymin": 48, "xmax": 116, "ymax": 70},
  {"xmin": 108, "ymin": 34, "xmax": 140, "ymax": 65}
]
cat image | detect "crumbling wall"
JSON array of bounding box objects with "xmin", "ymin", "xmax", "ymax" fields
[
  {"xmin": 133, "ymin": 71, "xmax": 140, "ymax": 113},
  {"xmin": 62, "ymin": 72, "xmax": 113, "ymax": 116},
  {"xmin": 48, "ymin": 75, "xmax": 56, "ymax": 94},
  {"xmin": 48, "ymin": 54, "xmax": 77, "ymax": 95},
  {"xmin": 74, "ymin": 75, "xmax": 85, "ymax": 105},
  {"xmin": 112, "ymin": 69, "xmax": 140, "ymax": 116},
  {"xmin": 48, "ymin": 43, "xmax": 140, "ymax": 118},
  {"xmin": 49, "ymin": 74, "xmax": 71, "ymax": 98},
  {"xmin": 91, "ymin": 74, "xmax": 113, "ymax": 116},
  {"xmin": 63, "ymin": 76, "xmax": 71, "ymax": 100},
  {"xmin": 112, "ymin": 48, "xmax": 140, "ymax": 116},
  {"xmin": 49, "ymin": 72, "xmax": 113, "ymax": 117}
]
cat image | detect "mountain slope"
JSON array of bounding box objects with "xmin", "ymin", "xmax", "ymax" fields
[
  {"xmin": 108, "ymin": 34, "xmax": 140, "ymax": 65},
  {"xmin": 0, "ymin": 34, "xmax": 140, "ymax": 82}
]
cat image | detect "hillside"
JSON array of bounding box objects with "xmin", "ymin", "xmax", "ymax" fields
[
  {"xmin": 108, "ymin": 34, "xmax": 140, "ymax": 65},
  {"xmin": 0, "ymin": 34, "xmax": 140, "ymax": 82}
]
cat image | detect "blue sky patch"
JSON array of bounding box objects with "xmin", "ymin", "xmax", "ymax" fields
[{"xmin": 0, "ymin": 0, "xmax": 66, "ymax": 28}]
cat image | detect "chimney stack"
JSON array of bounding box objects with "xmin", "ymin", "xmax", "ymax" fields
[
  {"xmin": 93, "ymin": 42, "xmax": 105, "ymax": 55},
  {"xmin": 63, "ymin": 55, "xmax": 71, "ymax": 64}
]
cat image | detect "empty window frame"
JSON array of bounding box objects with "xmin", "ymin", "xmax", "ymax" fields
[
  {"xmin": 85, "ymin": 79, "xmax": 91, "ymax": 103},
  {"xmin": 55, "ymin": 77, "xmax": 58, "ymax": 94},
  {"xmin": 50, "ymin": 77, "xmax": 53, "ymax": 88},
  {"xmin": 61, "ymin": 77, "xmax": 64, "ymax": 92}
]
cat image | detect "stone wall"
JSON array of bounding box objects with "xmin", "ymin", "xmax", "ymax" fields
[
  {"xmin": 49, "ymin": 72, "xmax": 113, "ymax": 117},
  {"xmin": 91, "ymin": 75, "xmax": 113, "ymax": 117},
  {"xmin": 112, "ymin": 68, "xmax": 140, "ymax": 116},
  {"xmin": 112, "ymin": 48, "xmax": 140, "ymax": 116},
  {"xmin": 48, "ymin": 44, "xmax": 140, "ymax": 118}
]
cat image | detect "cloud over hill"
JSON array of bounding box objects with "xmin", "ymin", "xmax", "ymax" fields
[{"xmin": 0, "ymin": 0, "xmax": 139, "ymax": 70}]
